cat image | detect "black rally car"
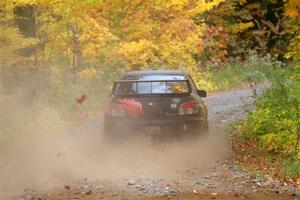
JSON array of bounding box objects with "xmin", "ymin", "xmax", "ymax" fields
[{"xmin": 104, "ymin": 70, "xmax": 208, "ymax": 135}]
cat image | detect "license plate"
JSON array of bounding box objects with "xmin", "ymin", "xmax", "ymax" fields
[{"xmin": 145, "ymin": 126, "xmax": 160, "ymax": 134}]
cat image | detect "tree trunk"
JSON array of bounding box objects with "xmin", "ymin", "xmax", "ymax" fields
[{"xmin": 71, "ymin": 25, "xmax": 83, "ymax": 70}]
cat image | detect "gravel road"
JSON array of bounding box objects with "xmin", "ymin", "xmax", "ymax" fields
[{"xmin": 1, "ymin": 83, "xmax": 299, "ymax": 200}]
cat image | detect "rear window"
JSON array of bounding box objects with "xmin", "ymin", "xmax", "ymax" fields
[
  {"xmin": 114, "ymin": 81, "xmax": 190, "ymax": 95},
  {"xmin": 125, "ymin": 74, "xmax": 186, "ymax": 81}
]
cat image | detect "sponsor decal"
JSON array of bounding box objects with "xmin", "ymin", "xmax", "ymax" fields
[{"xmin": 118, "ymin": 98, "xmax": 142, "ymax": 117}]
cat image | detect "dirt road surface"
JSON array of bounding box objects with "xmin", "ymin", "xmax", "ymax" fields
[{"xmin": 1, "ymin": 85, "xmax": 299, "ymax": 200}]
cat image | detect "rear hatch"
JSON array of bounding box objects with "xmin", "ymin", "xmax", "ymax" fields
[{"xmin": 111, "ymin": 79, "xmax": 191, "ymax": 120}]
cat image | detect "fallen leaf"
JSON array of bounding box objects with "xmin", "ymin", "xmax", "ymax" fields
[
  {"xmin": 64, "ymin": 185, "xmax": 71, "ymax": 190},
  {"xmin": 76, "ymin": 95, "xmax": 86, "ymax": 104}
]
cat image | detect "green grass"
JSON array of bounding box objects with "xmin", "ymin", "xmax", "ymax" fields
[
  {"xmin": 193, "ymin": 54, "xmax": 288, "ymax": 92},
  {"xmin": 286, "ymin": 160, "xmax": 300, "ymax": 178}
]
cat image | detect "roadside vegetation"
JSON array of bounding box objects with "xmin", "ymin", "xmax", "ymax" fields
[
  {"xmin": 231, "ymin": 76, "xmax": 300, "ymax": 181},
  {"xmin": 193, "ymin": 53, "xmax": 288, "ymax": 92}
]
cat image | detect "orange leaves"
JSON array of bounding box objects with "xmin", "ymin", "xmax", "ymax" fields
[{"xmin": 285, "ymin": 0, "xmax": 300, "ymax": 19}]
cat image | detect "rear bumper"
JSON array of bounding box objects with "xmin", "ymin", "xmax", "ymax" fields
[{"xmin": 104, "ymin": 115, "xmax": 201, "ymax": 127}]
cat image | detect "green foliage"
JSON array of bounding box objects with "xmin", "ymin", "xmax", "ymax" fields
[
  {"xmin": 192, "ymin": 54, "xmax": 286, "ymax": 92},
  {"xmin": 242, "ymin": 75, "xmax": 299, "ymax": 157},
  {"xmin": 228, "ymin": 0, "xmax": 290, "ymax": 57},
  {"xmin": 286, "ymin": 160, "xmax": 300, "ymax": 178}
]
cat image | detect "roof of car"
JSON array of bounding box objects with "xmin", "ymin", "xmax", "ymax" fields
[
  {"xmin": 125, "ymin": 70, "xmax": 186, "ymax": 75},
  {"xmin": 120, "ymin": 70, "xmax": 189, "ymax": 79}
]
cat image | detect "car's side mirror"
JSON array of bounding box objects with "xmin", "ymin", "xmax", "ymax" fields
[{"xmin": 197, "ymin": 89, "xmax": 207, "ymax": 97}]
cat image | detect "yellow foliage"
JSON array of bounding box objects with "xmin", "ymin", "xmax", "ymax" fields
[
  {"xmin": 1, "ymin": 0, "xmax": 228, "ymax": 71},
  {"xmin": 102, "ymin": 0, "xmax": 208, "ymax": 70},
  {"xmin": 0, "ymin": 27, "xmax": 37, "ymax": 69},
  {"xmin": 285, "ymin": 0, "xmax": 300, "ymax": 75},
  {"xmin": 187, "ymin": 68, "xmax": 217, "ymax": 91},
  {"xmin": 190, "ymin": 0, "xmax": 226, "ymax": 15},
  {"xmin": 35, "ymin": 0, "xmax": 117, "ymax": 65},
  {"xmin": 154, "ymin": 0, "xmax": 189, "ymax": 11},
  {"xmin": 120, "ymin": 40, "xmax": 158, "ymax": 70},
  {"xmin": 229, "ymin": 22, "xmax": 255, "ymax": 33}
]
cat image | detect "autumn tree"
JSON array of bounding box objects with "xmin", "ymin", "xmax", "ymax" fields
[
  {"xmin": 1, "ymin": 0, "xmax": 300, "ymax": 73},
  {"xmin": 102, "ymin": 0, "xmax": 225, "ymax": 70},
  {"xmin": 230, "ymin": 0, "xmax": 291, "ymax": 59},
  {"xmin": 0, "ymin": 0, "xmax": 37, "ymax": 70},
  {"xmin": 285, "ymin": 0, "xmax": 300, "ymax": 79}
]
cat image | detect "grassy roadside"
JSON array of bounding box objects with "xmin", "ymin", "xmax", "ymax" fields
[
  {"xmin": 193, "ymin": 54, "xmax": 286, "ymax": 92},
  {"xmin": 230, "ymin": 75, "xmax": 300, "ymax": 183}
]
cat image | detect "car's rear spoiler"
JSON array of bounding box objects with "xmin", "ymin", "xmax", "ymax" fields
[{"xmin": 114, "ymin": 79, "xmax": 188, "ymax": 83}]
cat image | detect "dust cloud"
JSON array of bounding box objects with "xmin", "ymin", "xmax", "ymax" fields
[
  {"xmin": 0, "ymin": 78, "xmax": 228, "ymax": 198},
  {"xmin": 0, "ymin": 122, "xmax": 228, "ymax": 198}
]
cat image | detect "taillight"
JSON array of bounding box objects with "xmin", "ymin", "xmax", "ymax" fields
[
  {"xmin": 107, "ymin": 103, "xmax": 127, "ymax": 117},
  {"xmin": 178, "ymin": 100, "xmax": 199, "ymax": 115}
]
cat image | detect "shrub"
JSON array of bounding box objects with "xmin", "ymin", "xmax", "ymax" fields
[{"xmin": 243, "ymin": 75, "xmax": 299, "ymax": 157}]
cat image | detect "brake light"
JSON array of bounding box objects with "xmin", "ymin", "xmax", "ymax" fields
[
  {"xmin": 178, "ymin": 100, "xmax": 199, "ymax": 115},
  {"xmin": 107, "ymin": 103, "xmax": 127, "ymax": 117}
]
